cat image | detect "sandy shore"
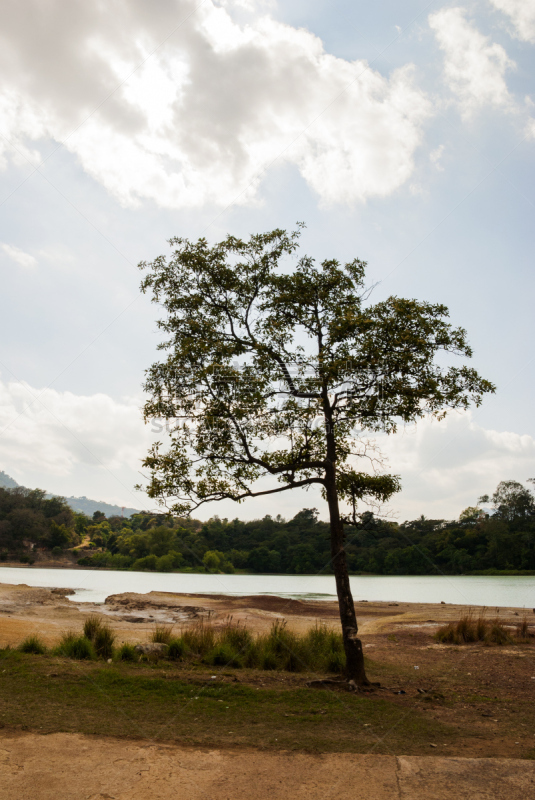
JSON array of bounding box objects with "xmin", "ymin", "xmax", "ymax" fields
[{"xmin": 0, "ymin": 580, "xmax": 530, "ymax": 648}]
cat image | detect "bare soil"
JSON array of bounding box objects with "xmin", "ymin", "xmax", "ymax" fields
[
  {"xmin": 0, "ymin": 582, "xmax": 534, "ymax": 761},
  {"xmin": 1, "ymin": 733, "xmax": 535, "ymax": 800}
]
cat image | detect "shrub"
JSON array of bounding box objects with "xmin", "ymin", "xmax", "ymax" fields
[
  {"xmin": 83, "ymin": 616, "xmax": 103, "ymax": 641},
  {"xmin": 116, "ymin": 643, "xmax": 137, "ymax": 661},
  {"xmin": 155, "ymin": 554, "xmax": 175, "ymax": 572},
  {"xmin": 485, "ymin": 620, "xmax": 511, "ymax": 645},
  {"xmin": 435, "ymin": 613, "xmax": 514, "ymax": 646},
  {"xmin": 219, "ymin": 620, "xmax": 253, "ymax": 652},
  {"xmin": 19, "ymin": 635, "xmax": 47, "ymax": 655},
  {"xmin": 264, "ymin": 619, "xmax": 305, "ymax": 671},
  {"xmin": 167, "ymin": 638, "xmax": 187, "ymax": 660},
  {"xmin": 516, "ymin": 617, "xmax": 530, "ymax": 642},
  {"xmin": 326, "ymin": 650, "xmax": 345, "ymax": 673},
  {"xmin": 206, "ymin": 643, "xmax": 243, "ymax": 668},
  {"xmin": 182, "ymin": 620, "xmax": 215, "ymax": 656},
  {"xmin": 151, "ymin": 625, "xmax": 174, "ymax": 645},
  {"xmin": 131, "ymin": 554, "xmax": 158, "ymax": 571},
  {"xmin": 93, "ymin": 625, "xmax": 115, "ymax": 659},
  {"xmin": 56, "ymin": 633, "xmax": 95, "ymax": 660}
]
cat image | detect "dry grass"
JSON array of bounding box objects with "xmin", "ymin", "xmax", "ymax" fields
[
  {"xmin": 23, "ymin": 617, "xmax": 346, "ymax": 674},
  {"xmin": 83, "ymin": 616, "xmax": 115, "ymax": 659},
  {"xmin": 434, "ymin": 612, "xmax": 533, "ymax": 645},
  {"xmin": 150, "ymin": 625, "xmax": 174, "ymax": 645}
]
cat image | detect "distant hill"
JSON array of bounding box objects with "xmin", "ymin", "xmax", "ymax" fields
[
  {"xmin": 62, "ymin": 495, "xmax": 141, "ymax": 518},
  {"xmin": 0, "ymin": 470, "xmax": 140, "ymax": 518},
  {"xmin": 0, "ymin": 471, "xmax": 19, "ymax": 489}
]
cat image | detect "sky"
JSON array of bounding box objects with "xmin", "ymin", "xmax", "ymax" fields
[{"xmin": 0, "ymin": 0, "xmax": 534, "ymax": 523}]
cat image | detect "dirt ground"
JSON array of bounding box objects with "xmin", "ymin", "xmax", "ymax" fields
[
  {"xmin": 1, "ymin": 579, "xmax": 530, "ymax": 644},
  {"xmin": 1, "ymin": 580, "xmax": 535, "ymax": 791},
  {"xmin": 1, "ymin": 732, "xmax": 535, "ymax": 800}
]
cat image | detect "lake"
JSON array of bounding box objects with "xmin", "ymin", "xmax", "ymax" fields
[{"xmin": 0, "ymin": 566, "xmax": 534, "ymax": 608}]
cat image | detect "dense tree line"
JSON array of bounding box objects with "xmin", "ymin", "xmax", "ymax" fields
[
  {"xmin": 1, "ymin": 480, "xmax": 534, "ymax": 574},
  {"xmin": 0, "ymin": 487, "xmax": 80, "ymax": 561}
]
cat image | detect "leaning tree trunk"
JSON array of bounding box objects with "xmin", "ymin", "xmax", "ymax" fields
[{"xmin": 325, "ymin": 465, "xmax": 369, "ymax": 685}]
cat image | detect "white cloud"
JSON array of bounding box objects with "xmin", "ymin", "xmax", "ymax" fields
[
  {"xmin": 0, "ymin": 0, "xmax": 430, "ymax": 209},
  {"xmin": 429, "ymin": 144, "xmax": 445, "ymax": 170},
  {"xmin": 0, "ymin": 381, "xmax": 154, "ymax": 478},
  {"xmin": 1, "ymin": 243, "xmax": 37, "ymax": 269},
  {"xmin": 429, "ymin": 7, "xmax": 515, "ymax": 116},
  {"xmin": 526, "ymin": 117, "xmax": 535, "ymax": 139},
  {"xmin": 1, "ymin": 376, "xmax": 534, "ymax": 522},
  {"xmin": 380, "ymin": 411, "xmax": 535, "ymax": 519},
  {"xmin": 490, "ymin": 0, "xmax": 535, "ymax": 43}
]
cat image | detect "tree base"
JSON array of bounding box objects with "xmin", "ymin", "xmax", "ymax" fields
[{"xmin": 344, "ymin": 631, "xmax": 369, "ymax": 685}]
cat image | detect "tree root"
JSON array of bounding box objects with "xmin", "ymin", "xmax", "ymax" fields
[{"xmin": 306, "ymin": 678, "xmax": 381, "ymax": 692}]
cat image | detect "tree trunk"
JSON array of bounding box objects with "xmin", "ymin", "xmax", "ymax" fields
[{"xmin": 325, "ymin": 464, "xmax": 369, "ymax": 685}]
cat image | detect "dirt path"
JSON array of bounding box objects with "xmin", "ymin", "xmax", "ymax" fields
[{"xmin": 0, "ymin": 732, "xmax": 534, "ymax": 800}]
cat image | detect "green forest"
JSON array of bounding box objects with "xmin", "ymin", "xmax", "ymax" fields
[{"xmin": 1, "ymin": 479, "xmax": 534, "ymax": 575}]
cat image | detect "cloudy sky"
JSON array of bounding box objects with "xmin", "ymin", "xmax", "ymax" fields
[{"xmin": 1, "ymin": 0, "xmax": 534, "ymax": 522}]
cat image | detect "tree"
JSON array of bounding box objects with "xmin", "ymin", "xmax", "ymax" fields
[
  {"xmin": 138, "ymin": 226, "xmax": 494, "ymax": 685},
  {"xmin": 480, "ymin": 480, "xmax": 535, "ymax": 524},
  {"xmin": 203, "ymin": 550, "xmax": 222, "ymax": 571}
]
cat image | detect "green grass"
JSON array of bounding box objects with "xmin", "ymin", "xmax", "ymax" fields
[
  {"xmin": 83, "ymin": 616, "xmax": 103, "ymax": 641},
  {"xmin": 18, "ymin": 635, "xmax": 47, "ymax": 655},
  {"xmin": 115, "ymin": 643, "xmax": 138, "ymax": 662},
  {"xmin": 0, "ymin": 647, "xmax": 450, "ymax": 753},
  {"xmin": 83, "ymin": 616, "xmax": 116, "ymax": 659},
  {"xmin": 21, "ymin": 617, "xmax": 348, "ymax": 675},
  {"xmin": 54, "ymin": 633, "xmax": 95, "ymax": 660},
  {"xmin": 167, "ymin": 638, "xmax": 188, "ymax": 660}
]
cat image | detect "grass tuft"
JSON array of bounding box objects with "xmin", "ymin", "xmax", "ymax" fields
[
  {"xmin": 167, "ymin": 638, "xmax": 188, "ymax": 660},
  {"xmin": 151, "ymin": 625, "xmax": 174, "ymax": 645},
  {"xmin": 516, "ymin": 617, "xmax": 531, "ymax": 642},
  {"xmin": 116, "ymin": 643, "xmax": 137, "ymax": 662},
  {"xmin": 22, "ymin": 617, "xmax": 347, "ymax": 674},
  {"xmin": 434, "ymin": 613, "xmax": 522, "ymax": 646},
  {"xmin": 18, "ymin": 635, "xmax": 47, "ymax": 655},
  {"xmin": 93, "ymin": 625, "xmax": 116, "ymax": 659},
  {"xmin": 206, "ymin": 642, "xmax": 243, "ymax": 668},
  {"xmin": 56, "ymin": 632, "xmax": 95, "ymax": 660},
  {"xmin": 83, "ymin": 616, "xmax": 115, "ymax": 658},
  {"xmin": 83, "ymin": 616, "xmax": 103, "ymax": 642},
  {"xmin": 182, "ymin": 620, "xmax": 216, "ymax": 656}
]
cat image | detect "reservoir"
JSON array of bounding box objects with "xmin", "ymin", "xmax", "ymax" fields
[{"xmin": 0, "ymin": 566, "xmax": 533, "ymax": 607}]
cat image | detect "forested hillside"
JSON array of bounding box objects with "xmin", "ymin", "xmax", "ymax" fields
[
  {"xmin": 1, "ymin": 480, "xmax": 534, "ymax": 574},
  {"xmin": 0, "ymin": 487, "xmax": 80, "ymax": 561},
  {"xmin": 0, "ymin": 471, "xmax": 140, "ymax": 518}
]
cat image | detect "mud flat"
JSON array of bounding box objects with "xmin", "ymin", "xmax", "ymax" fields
[{"xmin": 0, "ymin": 581, "xmax": 531, "ymax": 646}]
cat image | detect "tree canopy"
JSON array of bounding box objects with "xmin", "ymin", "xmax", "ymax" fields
[
  {"xmin": 139, "ymin": 226, "xmax": 493, "ymax": 522},
  {"xmin": 138, "ymin": 225, "xmax": 494, "ymax": 685}
]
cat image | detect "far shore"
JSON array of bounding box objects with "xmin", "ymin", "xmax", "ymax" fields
[{"xmin": 1, "ymin": 558, "xmax": 534, "ymax": 576}]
